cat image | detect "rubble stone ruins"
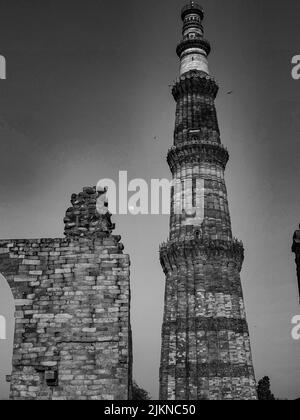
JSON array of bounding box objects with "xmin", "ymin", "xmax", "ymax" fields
[{"xmin": 0, "ymin": 186, "xmax": 132, "ymax": 400}]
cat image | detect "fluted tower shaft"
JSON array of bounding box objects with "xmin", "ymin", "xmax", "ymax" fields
[{"xmin": 159, "ymin": 3, "xmax": 257, "ymax": 401}]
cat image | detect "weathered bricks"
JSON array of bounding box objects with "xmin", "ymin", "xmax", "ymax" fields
[{"xmin": 0, "ymin": 188, "xmax": 132, "ymax": 400}]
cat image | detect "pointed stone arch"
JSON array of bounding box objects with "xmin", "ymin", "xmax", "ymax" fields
[{"xmin": 0, "ymin": 273, "xmax": 15, "ymax": 400}]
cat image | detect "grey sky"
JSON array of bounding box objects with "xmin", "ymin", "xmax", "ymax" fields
[{"xmin": 0, "ymin": 0, "xmax": 300, "ymax": 400}]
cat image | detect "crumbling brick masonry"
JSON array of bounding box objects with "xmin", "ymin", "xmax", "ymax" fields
[{"xmin": 0, "ymin": 186, "xmax": 132, "ymax": 400}]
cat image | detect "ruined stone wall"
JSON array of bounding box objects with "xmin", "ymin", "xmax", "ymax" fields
[{"xmin": 0, "ymin": 188, "xmax": 132, "ymax": 400}]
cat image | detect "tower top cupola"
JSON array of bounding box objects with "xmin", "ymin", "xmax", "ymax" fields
[
  {"xmin": 181, "ymin": 2, "xmax": 204, "ymax": 21},
  {"xmin": 177, "ymin": 2, "xmax": 210, "ymax": 75}
]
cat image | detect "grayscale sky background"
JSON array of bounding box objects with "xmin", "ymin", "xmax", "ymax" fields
[{"xmin": 0, "ymin": 0, "xmax": 300, "ymax": 400}]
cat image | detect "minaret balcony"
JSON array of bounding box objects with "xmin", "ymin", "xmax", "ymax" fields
[
  {"xmin": 160, "ymin": 236, "xmax": 244, "ymax": 275},
  {"xmin": 172, "ymin": 70, "xmax": 218, "ymax": 100},
  {"xmin": 176, "ymin": 38, "xmax": 211, "ymax": 58},
  {"xmin": 167, "ymin": 141, "xmax": 229, "ymax": 173}
]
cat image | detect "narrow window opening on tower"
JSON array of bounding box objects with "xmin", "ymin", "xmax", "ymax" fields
[
  {"xmin": 192, "ymin": 178, "xmax": 197, "ymax": 208},
  {"xmin": 181, "ymin": 181, "xmax": 185, "ymax": 209},
  {"xmin": 171, "ymin": 186, "xmax": 175, "ymax": 214}
]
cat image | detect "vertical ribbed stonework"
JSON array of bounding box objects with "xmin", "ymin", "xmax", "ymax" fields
[{"xmin": 159, "ymin": 2, "xmax": 257, "ymax": 400}]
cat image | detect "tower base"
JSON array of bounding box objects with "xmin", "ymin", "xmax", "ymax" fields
[{"xmin": 159, "ymin": 238, "xmax": 257, "ymax": 400}]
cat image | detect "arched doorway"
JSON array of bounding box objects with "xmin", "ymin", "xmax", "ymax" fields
[{"xmin": 0, "ymin": 274, "xmax": 14, "ymax": 400}]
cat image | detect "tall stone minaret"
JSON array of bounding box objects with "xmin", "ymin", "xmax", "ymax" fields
[{"xmin": 159, "ymin": 2, "xmax": 257, "ymax": 400}]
